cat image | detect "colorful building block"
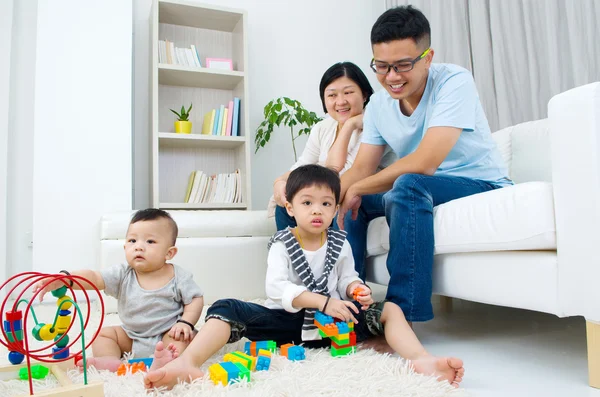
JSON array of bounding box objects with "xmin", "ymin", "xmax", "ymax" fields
[
  {"xmin": 331, "ymin": 345, "xmax": 356, "ymax": 357},
  {"xmin": 117, "ymin": 361, "xmax": 147, "ymax": 376},
  {"xmin": 209, "ymin": 361, "xmax": 251, "ymax": 386},
  {"xmin": 52, "ymin": 347, "xmax": 69, "ymax": 360},
  {"xmin": 244, "ymin": 340, "xmax": 276, "ymax": 356},
  {"xmin": 255, "ymin": 349, "xmax": 271, "ymax": 371},
  {"xmin": 128, "ymin": 357, "xmax": 154, "ymax": 367},
  {"xmin": 223, "ymin": 351, "xmax": 256, "ymax": 371},
  {"xmin": 19, "ymin": 365, "xmax": 50, "ymax": 380},
  {"xmin": 280, "ymin": 344, "xmax": 305, "ymax": 361}
]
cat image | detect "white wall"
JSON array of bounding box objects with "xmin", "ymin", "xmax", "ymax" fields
[
  {"xmin": 133, "ymin": 0, "xmax": 385, "ymax": 209},
  {"xmin": 31, "ymin": 0, "xmax": 133, "ymax": 273},
  {"xmin": 0, "ymin": 0, "xmax": 14, "ymax": 284},
  {"xmin": 7, "ymin": 0, "xmax": 37, "ymax": 279}
]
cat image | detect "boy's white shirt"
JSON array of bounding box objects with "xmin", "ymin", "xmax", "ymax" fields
[{"xmin": 263, "ymin": 239, "xmax": 362, "ymax": 313}]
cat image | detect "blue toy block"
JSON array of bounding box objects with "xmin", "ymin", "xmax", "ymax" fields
[
  {"xmin": 219, "ymin": 361, "xmax": 241, "ymax": 383},
  {"xmin": 8, "ymin": 351, "xmax": 24, "ymax": 365},
  {"xmin": 52, "ymin": 346, "xmax": 69, "ymax": 360},
  {"xmin": 287, "ymin": 345, "xmax": 306, "ymax": 361},
  {"xmin": 256, "ymin": 355, "xmax": 271, "ymax": 371},
  {"xmin": 336, "ymin": 322, "xmax": 349, "ymax": 334},
  {"xmin": 128, "ymin": 357, "xmax": 154, "ymax": 367},
  {"xmin": 4, "ymin": 320, "xmax": 22, "ymax": 332},
  {"xmin": 315, "ymin": 311, "xmax": 333, "ymax": 326},
  {"xmin": 58, "ymin": 309, "xmax": 71, "ymax": 316}
]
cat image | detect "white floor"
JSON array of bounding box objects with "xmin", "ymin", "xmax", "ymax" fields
[{"xmin": 416, "ymin": 298, "xmax": 600, "ymax": 397}]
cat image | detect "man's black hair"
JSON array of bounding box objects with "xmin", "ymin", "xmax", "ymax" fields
[
  {"xmin": 319, "ymin": 62, "xmax": 374, "ymax": 113},
  {"xmin": 130, "ymin": 208, "xmax": 178, "ymax": 245},
  {"xmin": 286, "ymin": 164, "xmax": 341, "ymax": 205},
  {"xmin": 371, "ymin": 5, "xmax": 431, "ymax": 49}
]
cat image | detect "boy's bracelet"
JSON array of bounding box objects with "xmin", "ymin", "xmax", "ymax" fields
[
  {"xmin": 321, "ymin": 296, "xmax": 331, "ymax": 313},
  {"xmin": 176, "ymin": 319, "xmax": 195, "ymax": 330},
  {"xmin": 58, "ymin": 270, "xmax": 74, "ymax": 287}
]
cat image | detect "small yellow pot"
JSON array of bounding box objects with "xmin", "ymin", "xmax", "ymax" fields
[{"xmin": 175, "ymin": 121, "xmax": 192, "ymax": 134}]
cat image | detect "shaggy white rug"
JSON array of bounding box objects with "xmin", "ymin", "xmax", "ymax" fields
[{"xmin": 0, "ymin": 302, "xmax": 467, "ymax": 397}]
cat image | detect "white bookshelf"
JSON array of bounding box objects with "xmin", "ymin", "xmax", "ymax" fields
[{"xmin": 152, "ymin": 0, "xmax": 251, "ymax": 209}]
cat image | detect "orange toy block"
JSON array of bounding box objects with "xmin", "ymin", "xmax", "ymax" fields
[{"xmin": 117, "ymin": 361, "xmax": 146, "ymax": 376}]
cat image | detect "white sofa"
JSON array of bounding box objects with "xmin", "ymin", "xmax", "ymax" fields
[{"xmin": 364, "ymin": 82, "xmax": 600, "ymax": 388}]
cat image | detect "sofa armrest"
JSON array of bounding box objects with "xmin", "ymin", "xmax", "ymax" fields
[{"xmin": 549, "ymin": 82, "xmax": 600, "ymax": 321}]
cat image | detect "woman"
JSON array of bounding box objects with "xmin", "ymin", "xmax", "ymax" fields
[{"xmin": 269, "ymin": 62, "xmax": 374, "ymax": 230}]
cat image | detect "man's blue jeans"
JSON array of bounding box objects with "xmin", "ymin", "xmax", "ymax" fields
[{"xmin": 344, "ymin": 173, "xmax": 502, "ymax": 322}]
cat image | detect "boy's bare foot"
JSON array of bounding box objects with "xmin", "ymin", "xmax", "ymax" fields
[
  {"xmin": 411, "ymin": 355, "xmax": 464, "ymax": 388},
  {"xmin": 150, "ymin": 341, "xmax": 179, "ymax": 371},
  {"xmin": 144, "ymin": 356, "xmax": 204, "ymax": 390},
  {"xmin": 360, "ymin": 335, "xmax": 395, "ymax": 354},
  {"xmin": 76, "ymin": 356, "xmax": 123, "ymax": 372}
]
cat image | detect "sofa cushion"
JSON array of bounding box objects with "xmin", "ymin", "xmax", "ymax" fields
[
  {"xmin": 366, "ymin": 181, "xmax": 556, "ymax": 257},
  {"xmin": 101, "ymin": 210, "xmax": 276, "ymax": 239}
]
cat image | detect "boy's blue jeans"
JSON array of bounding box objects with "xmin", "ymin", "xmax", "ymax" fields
[
  {"xmin": 344, "ymin": 173, "xmax": 503, "ymax": 322},
  {"xmin": 275, "ymin": 204, "xmax": 339, "ymax": 231}
]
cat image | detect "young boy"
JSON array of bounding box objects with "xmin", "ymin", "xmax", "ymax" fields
[
  {"xmin": 144, "ymin": 164, "xmax": 465, "ymax": 390},
  {"xmin": 33, "ymin": 208, "xmax": 204, "ymax": 372}
]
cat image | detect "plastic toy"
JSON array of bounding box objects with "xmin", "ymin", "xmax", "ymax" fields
[
  {"xmin": 209, "ymin": 361, "xmax": 251, "ymax": 386},
  {"xmin": 280, "ymin": 343, "xmax": 306, "ymax": 361},
  {"xmin": 128, "ymin": 357, "xmax": 153, "ymax": 367},
  {"xmin": 0, "ymin": 272, "xmax": 105, "ymax": 396},
  {"xmin": 255, "ymin": 349, "xmax": 272, "ymax": 371},
  {"xmin": 223, "ymin": 351, "xmax": 256, "ymax": 371},
  {"xmin": 117, "ymin": 361, "xmax": 146, "ymax": 376},
  {"xmin": 314, "ymin": 311, "xmax": 356, "ymax": 357},
  {"xmin": 244, "ymin": 340, "xmax": 276, "ymax": 356}
]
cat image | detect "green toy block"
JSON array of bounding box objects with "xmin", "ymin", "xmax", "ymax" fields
[
  {"xmin": 51, "ymin": 285, "xmax": 67, "ymax": 298},
  {"xmin": 19, "ymin": 365, "xmax": 49, "ymax": 380},
  {"xmin": 55, "ymin": 333, "xmax": 69, "ymax": 348},
  {"xmin": 331, "ymin": 345, "xmax": 356, "ymax": 357},
  {"xmin": 233, "ymin": 362, "xmax": 251, "ymax": 382},
  {"xmin": 6, "ymin": 329, "xmax": 23, "ymax": 343},
  {"xmin": 330, "ymin": 333, "xmax": 349, "ymax": 345}
]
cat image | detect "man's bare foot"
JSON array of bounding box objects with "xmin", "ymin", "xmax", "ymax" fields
[
  {"xmin": 144, "ymin": 356, "xmax": 204, "ymax": 390},
  {"xmin": 150, "ymin": 341, "xmax": 179, "ymax": 371},
  {"xmin": 76, "ymin": 356, "xmax": 123, "ymax": 372},
  {"xmin": 411, "ymin": 355, "xmax": 465, "ymax": 388},
  {"xmin": 360, "ymin": 335, "xmax": 395, "ymax": 355}
]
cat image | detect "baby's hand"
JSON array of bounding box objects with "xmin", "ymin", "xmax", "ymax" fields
[
  {"xmin": 352, "ymin": 284, "xmax": 374, "ymax": 310},
  {"xmin": 324, "ymin": 298, "xmax": 360, "ymax": 324},
  {"xmin": 32, "ymin": 277, "xmax": 70, "ymax": 302},
  {"xmin": 168, "ymin": 321, "xmax": 193, "ymax": 342}
]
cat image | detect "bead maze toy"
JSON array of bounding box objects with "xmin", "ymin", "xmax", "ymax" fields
[{"xmin": 0, "ymin": 272, "xmax": 105, "ymax": 396}]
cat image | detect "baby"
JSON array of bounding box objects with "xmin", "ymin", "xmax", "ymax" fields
[{"xmin": 33, "ymin": 208, "xmax": 204, "ymax": 371}]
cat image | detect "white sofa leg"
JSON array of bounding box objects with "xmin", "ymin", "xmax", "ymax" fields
[
  {"xmin": 439, "ymin": 296, "xmax": 453, "ymax": 313},
  {"xmin": 587, "ymin": 320, "xmax": 600, "ymax": 388}
]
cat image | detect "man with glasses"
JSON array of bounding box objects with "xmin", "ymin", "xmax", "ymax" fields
[{"xmin": 338, "ymin": 6, "xmax": 511, "ymax": 331}]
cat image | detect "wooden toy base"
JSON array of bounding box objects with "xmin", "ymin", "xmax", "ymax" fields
[{"xmin": 0, "ymin": 359, "xmax": 104, "ymax": 397}]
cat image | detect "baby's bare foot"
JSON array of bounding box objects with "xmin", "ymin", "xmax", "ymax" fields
[
  {"xmin": 144, "ymin": 356, "xmax": 203, "ymax": 390},
  {"xmin": 411, "ymin": 355, "xmax": 464, "ymax": 388},
  {"xmin": 76, "ymin": 356, "xmax": 123, "ymax": 372},
  {"xmin": 150, "ymin": 341, "xmax": 179, "ymax": 371}
]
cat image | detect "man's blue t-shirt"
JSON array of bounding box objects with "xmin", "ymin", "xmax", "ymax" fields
[{"xmin": 362, "ymin": 63, "xmax": 511, "ymax": 186}]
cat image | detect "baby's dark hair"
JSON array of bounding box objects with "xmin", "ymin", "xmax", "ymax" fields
[
  {"xmin": 286, "ymin": 164, "xmax": 341, "ymax": 204},
  {"xmin": 130, "ymin": 208, "xmax": 178, "ymax": 245}
]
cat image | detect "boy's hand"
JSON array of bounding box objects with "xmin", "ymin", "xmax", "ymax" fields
[
  {"xmin": 323, "ymin": 298, "xmax": 360, "ymax": 324},
  {"xmin": 351, "ymin": 284, "xmax": 374, "ymax": 310},
  {"xmin": 32, "ymin": 278, "xmax": 70, "ymax": 302},
  {"xmin": 168, "ymin": 322, "xmax": 194, "ymax": 342}
]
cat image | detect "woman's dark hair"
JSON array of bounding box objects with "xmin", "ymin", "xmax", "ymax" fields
[{"xmin": 319, "ymin": 62, "xmax": 374, "ymax": 113}]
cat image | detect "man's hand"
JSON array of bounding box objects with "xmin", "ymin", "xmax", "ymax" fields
[
  {"xmin": 168, "ymin": 322, "xmax": 194, "ymax": 342},
  {"xmin": 337, "ymin": 187, "xmax": 362, "ymax": 230}
]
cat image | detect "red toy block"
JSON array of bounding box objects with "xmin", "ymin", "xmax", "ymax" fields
[{"xmin": 5, "ymin": 310, "xmax": 22, "ymax": 322}]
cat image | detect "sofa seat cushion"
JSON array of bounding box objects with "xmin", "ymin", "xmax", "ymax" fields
[
  {"xmin": 101, "ymin": 210, "xmax": 276, "ymax": 239},
  {"xmin": 366, "ymin": 181, "xmax": 556, "ymax": 257}
]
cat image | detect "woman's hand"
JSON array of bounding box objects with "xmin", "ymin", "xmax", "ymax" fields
[
  {"xmin": 342, "ymin": 114, "xmax": 364, "ymax": 134},
  {"xmin": 273, "ymin": 179, "xmax": 287, "ymax": 207}
]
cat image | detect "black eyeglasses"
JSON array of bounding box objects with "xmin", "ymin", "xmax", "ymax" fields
[{"xmin": 370, "ymin": 48, "xmax": 431, "ymax": 75}]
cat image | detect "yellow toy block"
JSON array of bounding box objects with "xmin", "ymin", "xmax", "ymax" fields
[
  {"xmin": 223, "ymin": 351, "xmax": 256, "ymax": 371},
  {"xmin": 209, "ymin": 363, "xmax": 228, "ymax": 386}
]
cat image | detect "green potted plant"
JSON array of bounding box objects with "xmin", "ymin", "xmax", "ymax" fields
[
  {"xmin": 255, "ymin": 97, "xmax": 322, "ymax": 161},
  {"xmin": 170, "ymin": 103, "xmax": 193, "ymax": 134}
]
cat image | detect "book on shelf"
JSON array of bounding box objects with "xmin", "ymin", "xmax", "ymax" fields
[
  {"xmin": 183, "ymin": 169, "xmax": 243, "ymax": 204},
  {"xmin": 159, "ymin": 40, "xmax": 202, "ymax": 68},
  {"xmin": 202, "ymin": 109, "xmax": 215, "ymax": 135},
  {"xmin": 199, "ymin": 98, "xmax": 241, "ymax": 138},
  {"xmin": 232, "ymin": 97, "xmax": 241, "ymax": 136},
  {"xmin": 225, "ymin": 100, "xmax": 234, "ymax": 136}
]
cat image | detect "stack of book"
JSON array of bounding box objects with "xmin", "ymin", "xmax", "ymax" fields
[
  {"xmin": 158, "ymin": 40, "xmax": 202, "ymax": 67},
  {"xmin": 184, "ymin": 169, "xmax": 243, "ymax": 204},
  {"xmin": 202, "ymin": 97, "xmax": 241, "ymax": 136}
]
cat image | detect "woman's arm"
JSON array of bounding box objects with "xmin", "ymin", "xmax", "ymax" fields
[{"xmin": 326, "ymin": 115, "xmax": 363, "ymax": 173}]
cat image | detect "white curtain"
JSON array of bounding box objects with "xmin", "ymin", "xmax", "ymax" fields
[{"xmin": 385, "ymin": 0, "xmax": 600, "ymax": 131}]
